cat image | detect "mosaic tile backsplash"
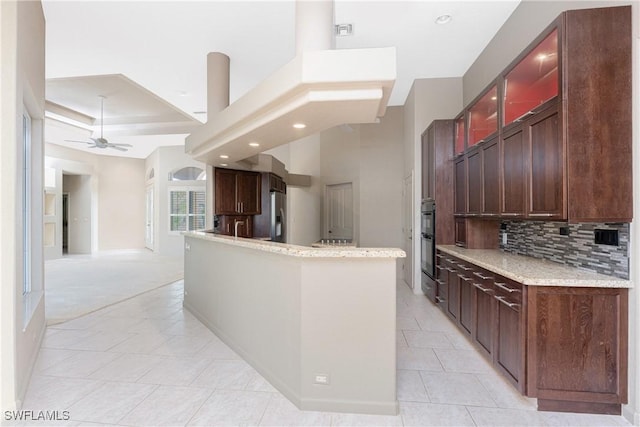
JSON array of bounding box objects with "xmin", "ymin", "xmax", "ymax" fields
[{"xmin": 499, "ymin": 221, "xmax": 629, "ymax": 279}]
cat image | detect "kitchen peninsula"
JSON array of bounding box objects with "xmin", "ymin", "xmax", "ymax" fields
[{"xmin": 182, "ymin": 231, "xmax": 405, "ymax": 415}]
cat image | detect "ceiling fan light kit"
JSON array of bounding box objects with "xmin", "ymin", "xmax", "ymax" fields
[{"xmin": 65, "ymin": 95, "xmax": 133, "ymax": 152}]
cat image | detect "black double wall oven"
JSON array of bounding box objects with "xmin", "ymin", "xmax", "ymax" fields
[{"xmin": 420, "ymin": 199, "xmax": 436, "ymax": 300}]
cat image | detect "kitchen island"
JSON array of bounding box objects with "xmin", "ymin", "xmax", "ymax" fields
[{"xmin": 182, "ymin": 231, "xmax": 405, "ymax": 415}]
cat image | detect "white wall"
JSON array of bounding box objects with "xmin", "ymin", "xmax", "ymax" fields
[
  {"xmin": 271, "ymin": 135, "xmax": 324, "ymax": 247},
  {"xmin": 463, "ymin": 2, "xmax": 638, "ymax": 423},
  {"xmin": 403, "ymin": 78, "xmax": 463, "ymax": 293},
  {"xmin": 45, "ymin": 142, "xmax": 146, "ymax": 253},
  {"xmin": 149, "ymin": 145, "xmax": 206, "ymax": 256},
  {"xmin": 0, "ymin": 0, "xmax": 47, "ymax": 411},
  {"xmin": 319, "ymin": 107, "xmax": 405, "ymax": 248},
  {"xmin": 266, "ymin": 107, "xmax": 405, "ymax": 249}
]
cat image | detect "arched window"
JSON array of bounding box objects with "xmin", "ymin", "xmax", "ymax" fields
[{"xmin": 169, "ymin": 166, "xmax": 205, "ymax": 181}]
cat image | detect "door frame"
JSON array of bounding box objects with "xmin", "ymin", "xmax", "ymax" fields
[
  {"xmin": 323, "ymin": 181, "xmax": 355, "ymax": 240},
  {"xmin": 403, "ymin": 172, "xmax": 414, "ymax": 289},
  {"xmin": 145, "ymin": 184, "xmax": 154, "ymax": 250}
]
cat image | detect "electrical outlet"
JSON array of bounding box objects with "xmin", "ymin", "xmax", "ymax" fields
[
  {"xmin": 502, "ymin": 233, "xmax": 508, "ymax": 245},
  {"xmin": 314, "ymin": 374, "xmax": 330, "ymax": 385}
]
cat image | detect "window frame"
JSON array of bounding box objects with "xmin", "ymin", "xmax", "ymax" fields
[
  {"xmin": 168, "ymin": 186, "xmax": 206, "ymax": 234},
  {"xmin": 22, "ymin": 109, "xmax": 32, "ymax": 296}
]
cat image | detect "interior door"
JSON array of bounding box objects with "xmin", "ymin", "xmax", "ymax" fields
[
  {"xmin": 145, "ymin": 185, "xmax": 154, "ymax": 250},
  {"xmin": 403, "ymin": 174, "xmax": 413, "ymax": 289},
  {"xmin": 325, "ymin": 182, "xmax": 353, "ymax": 239}
]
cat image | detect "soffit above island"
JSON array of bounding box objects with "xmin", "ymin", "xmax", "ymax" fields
[{"xmin": 185, "ymin": 46, "xmax": 396, "ymax": 166}]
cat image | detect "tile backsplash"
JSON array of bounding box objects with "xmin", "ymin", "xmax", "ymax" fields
[{"xmin": 499, "ymin": 221, "xmax": 629, "ymax": 279}]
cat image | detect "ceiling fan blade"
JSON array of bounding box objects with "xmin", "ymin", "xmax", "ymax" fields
[
  {"xmin": 87, "ymin": 145, "xmax": 99, "ymax": 149},
  {"xmin": 110, "ymin": 145, "xmax": 128, "ymax": 152},
  {"xmin": 108, "ymin": 143, "xmax": 133, "ymax": 147},
  {"xmin": 65, "ymin": 139, "xmax": 92, "ymax": 144}
]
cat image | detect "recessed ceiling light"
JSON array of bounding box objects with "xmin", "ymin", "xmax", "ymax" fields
[
  {"xmin": 220, "ymin": 154, "xmax": 229, "ymax": 159},
  {"xmin": 249, "ymin": 142, "xmax": 260, "ymax": 147},
  {"xmin": 435, "ymin": 14, "xmax": 452, "ymax": 25},
  {"xmin": 220, "ymin": 163, "xmax": 228, "ymax": 167},
  {"xmin": 293, "ymin": 123, "xmax": 306, "ymax": 129}
]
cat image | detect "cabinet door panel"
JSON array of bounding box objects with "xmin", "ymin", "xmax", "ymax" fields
[
  {"xmin": 482, "ymin": 138, "xmax": 500, "ymax": 215},
  {"xmin": 459, "ymin": 274, "xmax": 473, "ymax": 335},
  {"xmin": 528, "ymin": 287, "xmax": 627, "ymax": 403},
  {"xmin": 422, "ymin": 127, "xmax": 435, "ymax": 200},
  {"xmin": 454, "ymin": 157, "xmax": 466, "ymax": 215},
  {"xmin": 237, "ymin": 172, "xmax": 261, "ymax": 214},
  {"xmin": 502, "ymin": 128, "xmax": 526, "ymax": 216},
  {"xmin": 528, "ymin": 108, "xmax": 563, "ymax": 218},
  {"xmin": 447, "ymin": 269, "xmax": 460, "ymax": 321},
  {"xmin": 467, "ymin": 150, "xmax": 482, "ymax": 214},
  {"xmin": 474, "ymin": 283, "xmax": 494, "ymax": 357},
  {"xmin": 496, "ymin": 301, "xmax": 522, "ymax": 386},
  {"xmin": 215, "ymin": 169, "xmax": 239, "ymax": 214}
]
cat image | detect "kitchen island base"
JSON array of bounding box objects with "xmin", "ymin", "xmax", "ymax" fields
[{"xmin": 183, "ymin": 232, "xmax": 405, "ymax": 415}]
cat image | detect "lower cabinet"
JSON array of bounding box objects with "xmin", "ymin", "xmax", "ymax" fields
[
  {"xmin": 493, "ymin": 278, "xmax": 526, "ymax": 392},
  {"xmin": 527, "ymin": 286, "xmax": 628, "ymax": 414},
  {"xmin": 471, "ymin": 269, "xmax": 496, "ymax": 359},
  {"xmin": 445, "ymin": 261, "xmax": 460, "ymax": 322},
  {"xmin": 434, "ymin": 249, "xmax": 628, "ymax": 414},
  {"xmin": 218, "ymin": 215, "xmax": 253, "ymax": 238}
]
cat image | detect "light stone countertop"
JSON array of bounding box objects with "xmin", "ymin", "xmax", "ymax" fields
[
  {"xmin": 184, "ymin": 231, "xmax": 406, "ymax": 259},
  {"xmin": 437, "ymin": 245, "xmax": 632, "ymax": 288}
]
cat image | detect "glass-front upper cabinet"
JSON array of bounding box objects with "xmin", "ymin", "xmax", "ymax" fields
[
  {"xmin": 454, "ymin": 114, "xmax": 465, "ymax": 155},
  {"xmin": 468, "ymin": 85, "xmax": 498, "ymax": 147},
  {"xmin": 503, "ymin": 29, "xmax": 559, "ymax": 126}
]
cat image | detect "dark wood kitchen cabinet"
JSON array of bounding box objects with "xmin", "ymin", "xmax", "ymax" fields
[
  {"xmin": 218, "ymin": 215, "xmax": 253, "ymax": 238},
  {"xmin": 502, "ymin": 104, "xmax": 564, "ymax": 221},
  {"xmin": 215, "ymin": 168, "xmax": 239, "ymax": 214},
  {"xmin": 527, "ymin": 286, "xmax": 628, "ymax": 414},
  {"xmin": 454, "ymin": 157, "xmax": 466, "ymax": 216},
  {"xmin": 468, "ymin": 84, "xmax": 498, "ymax": 148},
  {"xmin": 214, "ymin": 168, "xmax": 261, "ymax": 215},
  {"xmin": 466, "ymin": 149, "xmax": 482, "ymax": 215},
  {"xmin": 445, "ymin": 262, "xmax": 460, "ymax": 322},
  {"xmin": 435, "ymin": 250, "xmax": 629, "ymax": 414},
  {"xmin": 481, "ymin": 137, "xmax": 500, "ymax": 216},
  {"xmin": 527, "ymin": 105, "xmax": 563, "ymax": 219},
  {"xmin": 421, "ymin": 120, "xmax": 455, "ymax": 245},
  {"xmin": 499, "ymin": 6, "xmax": 632, "ymax": 222},
  {"xmin": 458, "ymin": 265, "xmax": 474, "ymax": 337},
  {"xmin": 501, "ymin": 126, "xmax": 526, "ymax": 218},
  {"xmin": 472, "ymin": 269, "xmax": 495, "ymax": 359},
  {"xmin": 493, "ymin": 278, "xmax": 526, "ymax": 392},
  {"xmin": 451, "ymin": 6, "xmax": 632, "ymax": 224}
]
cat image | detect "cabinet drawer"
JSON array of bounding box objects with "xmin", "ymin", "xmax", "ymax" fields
[{"xmin": 493, "ymin": 278, "xmax": 523, "ymax": 305}]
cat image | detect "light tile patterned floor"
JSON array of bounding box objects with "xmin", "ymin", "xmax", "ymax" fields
[{"xmin": 9, "ymin": 280, "xmax": 633, "ymax": 426}]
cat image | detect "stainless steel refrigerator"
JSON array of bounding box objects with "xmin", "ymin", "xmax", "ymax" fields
[{"xmin": 270, "ymin": 191, "xmax": 286, "ymax": 243}]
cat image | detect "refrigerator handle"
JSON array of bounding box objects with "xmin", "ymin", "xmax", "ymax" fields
[{"xmin": 279, "ymin": 207, "xmax": 285, "ymax": 237}]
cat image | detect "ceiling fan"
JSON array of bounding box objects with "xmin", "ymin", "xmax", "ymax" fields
[{"xmin": 65, "ymin": 96, "xmax": 132, "ymax": 152}]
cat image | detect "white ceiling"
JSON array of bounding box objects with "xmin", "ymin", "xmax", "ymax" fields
[{"xmin": 42, "ymin": 0, "xmax": 521, "ymax": 158}]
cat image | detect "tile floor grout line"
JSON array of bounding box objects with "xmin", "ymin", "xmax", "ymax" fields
[
  {"xmin": 46, "ymin": 278, "xmax": 185, "ymax": 326},
  {"xmin": 114, "ymin": 383, "xmax": 160, "ymax": 427},
  {"xmin": 183, "ymin": 387, "xmax": 216, "ymax": 427}
]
